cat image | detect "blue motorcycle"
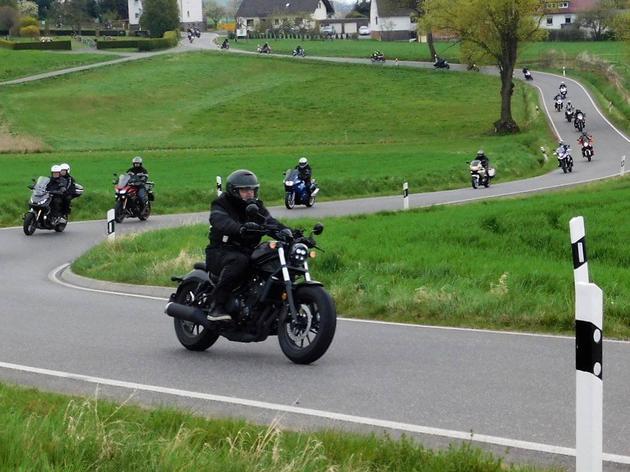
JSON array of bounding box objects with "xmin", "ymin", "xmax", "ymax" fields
[{"xmin": 283, "ymin": 168, "xmax": 318, "ymax": 209}]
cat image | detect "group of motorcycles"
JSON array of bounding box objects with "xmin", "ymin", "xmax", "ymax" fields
[
  {"xmin": 551, "ymin": 82, "xmax": 595, "ymax": 173},
  {"xmin": 187, "ymin": 27, "xmax": 201, "ymax": 43}
]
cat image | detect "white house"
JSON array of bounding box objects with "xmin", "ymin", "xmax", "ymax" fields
[
  {"xmin": 128, "ymin": 0, "xmax": 203, "ymax": 28},
  {"xmin": 369, "ymin": 0, "xmax": 416, "ymax": 41},
  {"xmin": 539, "ymin": 0, "xmax": 597, "ymax": 30},
  {"xmin": 236, "ymin": 0, "xmax": 335, "ymax": 35}
]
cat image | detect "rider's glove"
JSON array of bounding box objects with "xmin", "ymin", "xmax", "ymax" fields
[{"xmin": 240, "ymin": 222, "xmax": 262, "ymax": 235}]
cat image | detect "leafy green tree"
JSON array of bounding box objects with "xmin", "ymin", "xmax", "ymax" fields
[
  {"xmin": 18, "ymin": 0, "xmax": 38, "ymax": 17},
  {"xmin": 0, "ymin": 5, "xmax": 19, "ymax": 31},
  {"xmin": 427, "ymin": 0, "xmax": 546, "ymax": 134},
  {"xmin": 99, "ymin": 0, "xmax": 128, "ymax": 19},
  {"xmin": 350, "ymin": 0, "xmax": 369, "ymax": 17},
  {"xmin": 204, "ymin": 0, "xmax": 225, "ymax": 27},
  {"xmin": 34, "ymin": 0, "xmax": 52, "ymax": 19},
  {"xmin": 140, "ymin": 0, "xmax": 179, "ymax": 37},
  {"xmin": 611, "ymin": 10, "xmax": 630, "ymax": 39},
  {"xmin": 576, "ymin": 0, "xmax": 621, "ymax": 40},
  {"xmin": 0, "ymin": 0, "xmax": 17, "ymax": 8},
  {"xmin": 413, "ymin": 0, "xmax": 436, "ymax": 65}
]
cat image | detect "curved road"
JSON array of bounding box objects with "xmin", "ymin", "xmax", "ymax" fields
[{"xmin": 2, "ymin": 39, "xmax": 630, "ymax": 470}]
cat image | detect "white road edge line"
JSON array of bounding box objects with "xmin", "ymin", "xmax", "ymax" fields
[
  {"xmin": 49, "ymin": 263, "xmax": 630, "ymax": 344},
  {"xmin": 0, "ymin": 359, "xmax": 628, "ymax": 465}
]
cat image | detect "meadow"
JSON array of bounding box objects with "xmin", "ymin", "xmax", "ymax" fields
[
  {"xmin": 73, "ymin": 176, "xmax": 630, "ymax": 339},
  {"xmin": 0, "ymin": 49, "xmax": 119, "ymax": 82},
  {"xmin": 0, "ymin": 382, "xmax": 555, "ymax": 471},
  {"xmin": 0, "ymin": 51, "xmax": 552, "ymax": 226}
]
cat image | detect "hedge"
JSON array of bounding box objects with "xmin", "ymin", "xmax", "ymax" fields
[
  {"xmin": 96, "ymin": 39, "xmax": 140, "ymax": 49},
  {"xmin": 0, "ymin": 39, "xmax": 72, "ymax": 50},
  {"xmin": 137, "ymin": 30, "xmax": 178, "ymax": 51}
]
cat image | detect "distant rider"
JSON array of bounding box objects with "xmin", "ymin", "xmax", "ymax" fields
[
  {"xmin": 221, "ymin": 38, "xmax": 229, "ymax": 49},
  {"xmin": 295, "ymin": 157, "xmax": 312, "ymax": 190},
  {"xmin": 127, "ymin": 156, "xmax": 149, "ymax": 210},
  {"xmin": 59, "ymin": 163, "xmax": 77, "ymax": 217},
  {"xmin": 46, "ymin": 164, "xmax": 68, "ymax": 223},
  {"xmin": 475, "ymin": 149, "xmax": 490, "ymax": 173},
  {"xmin": 577, "ymin": 132, "xmax": 594, "ymax": 156},
  {"xmin": 205, "ymin": 169, "xmax": 288, "ymax": 321},
  {"xmin": 555, "ymin": 140, "xmax": 570, "ymax": 167}
]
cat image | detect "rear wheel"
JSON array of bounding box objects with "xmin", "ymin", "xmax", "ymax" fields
[
  {"xmin": 114, "ymin": 200, "xmax": 125, "ymax": 223},
  {"xmin": 278, "ymin": 285, "xmax": 336, "ymax": 365},
  {"xmin": 173, "ymin": 281, "xmax": 219, "ymax": 351},
  {"xmin": 54, "ymin": 222, "xmax": 66, "ymax": 232},
  {"xmin": 285, "ymin": 191, "xmax": 295, "ymax": 209},
  {"xmin": 23, "ymin": 212, "xmax": 37, "ymax": 236}
]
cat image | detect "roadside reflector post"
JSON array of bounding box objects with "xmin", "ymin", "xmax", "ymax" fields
[
  {"xmin": 403, "ymin": 181, "xmax": 409, "ymax": 210},
  {"xmin": 216, "ymin": 176, "xmax": 223, "ymax": 196},
  {"xmin": 570, "ymin": 216, "xmax": 603, "ymax": 472},
  {"xmin": 107, "ymin": 209, "xmax": 115, "ymax": 240},
  {"xmin": 621, "ymin": 156, "xmax": 626, "ymax": 177},
  {"xmin": 540, "ymin": 146, "xmax": 549, "ymax": 163}
]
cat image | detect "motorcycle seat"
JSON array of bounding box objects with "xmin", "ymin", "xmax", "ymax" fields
[{"xmin": 193, "ymin": 262, "xmax": 207, "ymax": 271}]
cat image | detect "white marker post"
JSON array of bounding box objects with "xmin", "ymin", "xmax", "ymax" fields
[
  {"xmin": 216, "ymin": 176, "xmax": 223, "ymax": 196},
  {"xmin": 540, "ymin": 146, "xmax": 549, "ymax": 163},
  {"xmin": 403, "ymin": 182, "xmax": 409, "ymax": 210},
  {"xmin": 570, "ymin": 216, "xmax": 603, "ymax": 472},
  {"xmin": 107, "ymin": 209, "xmax": 115, "ymax": 241},
  {"xmin": 621, "ymin": 155, "xmax": 626, "ymax": 177},
  {"xmin": 563, "ymin": 66, "xmax": 566, "ymax": 77}
]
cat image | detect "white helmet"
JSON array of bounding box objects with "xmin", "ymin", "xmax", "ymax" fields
[
  {"xmin": 298, "ymin": 157, "xmax": 308, "ymax": 167},
  {"xmin": 60, "ymin": 163, "xmax": 70, "ymax": 173},
  {"xmin": 132, "ymin": 156, "xmax": 143, "ymax": 165},
  {"xmin": 51, "ymin": 165, "xmax": 62, "ymax": 173}
]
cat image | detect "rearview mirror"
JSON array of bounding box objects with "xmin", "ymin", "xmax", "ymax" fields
[{"xmin": 312, "ymin": 223, "xmax": 324, "ymax": 235}]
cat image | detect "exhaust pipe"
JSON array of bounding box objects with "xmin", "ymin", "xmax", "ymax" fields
[
  {"xmin": 164, "ymin": 302, "xmax": 209, "ymax": 328},
  {"xmin": 311, "ymin": 188, "xmax": 320, "ymax": 196}
]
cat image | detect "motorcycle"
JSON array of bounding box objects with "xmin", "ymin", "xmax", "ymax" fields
[
  {"xmin": 574, "ymin": 112, "xmax": 586, "ymax": 132},
  {"xmin": 433, "ymin": 58, "xmax": 450, "ymax": 69},
  {"xmin": 194, "ymin": 27, "xmax": 201, "ymax": 38},
  {"xmin": 554, "ymin": 147, "xmax": 574, "ymax": 174},
  {"xmin": 565, "ymin": 108, "xmax": 574, "ymax": 123},
  {"xmin": 370, "ymin": 52, "xmax": 385, "ymax": 63},
  {"xmin": 165, "ymin": 204, "xmax": 336, "ymax": 365},
  {"xmin": 220, "ymin": 41, "xmax": 230, "ymax": 50},
  {"xmin": 578, "ymin": 134, "xmax": 594, "ymax": 162},
  {"xmin": 554, "ymin": 97, "xmax": 563, "ymax": 112},
  {"xmin": 522, "ymin": 68, "xmax": 533, "ymax": 80},
  {"xmin": 113, "ymin": 172, "xmax": 154, "ymax": 223},
  {"xmin": 257, "ymin": 44, "xmax": 272, "ymax": 54},
  {"xmin": 559, "ymin": 85, "xmax": 567, "ymax": 99},
  {"xmin": 466, "ymin": 63, "xmax": 479, "ymax": 72},
  {"xmin": 187, "ymin": 32, "xmax": 194, "ymax": 43},
  {"xmin": 292, "ymin": 47, "xmax": 305, "ymax": 57},
  {"xmin": 469, "ymin": 160, "xmax": 495, "ymax": 189},
  {"xmin": 284, "ymin": 168, "xmax": 319, "ymax": 209},
  {"xmin": 23, "ymin": 176, "xmax": 83, "ymax": 235}
]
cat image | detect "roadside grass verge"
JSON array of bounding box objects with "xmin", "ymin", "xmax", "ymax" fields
[
  {"xmin": 0, "ymin": 49, "xmax": 120, "ymax": 82},
  {"xmin": 0, "ymin": 382, "xmax": 558, "ymax": 471},
  {"xmin": 73, "ymin": 177, "xmax": 630, "ymax": 339}
]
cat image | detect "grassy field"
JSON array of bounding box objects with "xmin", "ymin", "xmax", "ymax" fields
[
  {"xmin": 0, "ymin": 49, "xmax": 120, "ymax": 82},
  {"xmin": 227, "ymin": 38, "xmax": 629, "ymax": 65},
  {"xmin": 0, "ymin": 382, "xmax": 555, "ymax": 471},
  {"xmin": 0, "ymin": 52, "xmax": 552, "ymax": 227},
  {"xmin": 73, "ymin": 177, "xmax": 630, "ymax": 339}
]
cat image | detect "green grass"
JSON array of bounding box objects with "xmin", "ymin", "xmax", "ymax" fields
[
  {"xmin": 227, "ymin": 38, "xmax": 629, "ymax": 65},
  {"xmin": 0, "ymin": 382, "xmax": 558, "ymax": 471},
  {"xmin": 74, "ymin": 177, "xmax": 630, "ymax": 339},
  {"xmin": 0, "ymin": 49, "xmax": 120, "ymax": 82},
  {"xmin": 0, "ymin": 51, "xmax": 553, "ymax": 227}
]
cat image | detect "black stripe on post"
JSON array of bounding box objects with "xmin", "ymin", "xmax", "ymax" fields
[
  {"xmin": 576, "ymin": 319, "xmax": 602, "ymax": 379},
  {"xmin": 572, "ymin": 237, "xmax": 587, "ymax": 269},
  {"xmin": 107, "ymin": 220, "xmax": 115, "ymax": 235}
]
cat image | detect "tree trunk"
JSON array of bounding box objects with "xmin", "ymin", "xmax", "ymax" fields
[
  {"xmin": 426, "ymin": 30, "xmax": 437, "ymax": 61},
  {"xmin": 494, "ymin": 38, "xmax": 519, "ymax": 134}
]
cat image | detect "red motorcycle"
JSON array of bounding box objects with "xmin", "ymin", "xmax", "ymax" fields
[
  {"xmin": 113, "ymin": 172, "xmax": 154, "ymax": 222},
  {"xmin": 577, "ymin": 133, "xmax": 594, "ymax": 162}
]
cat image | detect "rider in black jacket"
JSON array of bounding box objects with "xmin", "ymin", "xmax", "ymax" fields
[
  {"xmin": 295, "ymin": 157, "xmax": 312, "ymax": 189},
  {"xmin": 126, "ymin": 156, "xmax": 149, "ymax": 210},
  {"xmin": 205, "ymin": 169, "xmax": 287, "ymax": 321},
  {"xmin": 46, "ymin": 165, "xmax": 68, "ymax": 222}
]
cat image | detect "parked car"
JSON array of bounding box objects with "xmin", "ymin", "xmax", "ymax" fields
[
  {"xmin": 320, "ymin": 25, "xmax": 334, "ymax": 34},
  {"xmin": 359, "ymin": 26, "xmax": 370, "ymax": 35}
]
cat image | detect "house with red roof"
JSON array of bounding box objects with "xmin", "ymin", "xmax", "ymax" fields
[{"xmin": 540, "ymin": 0, "xmax": 599, "ymax": 29}]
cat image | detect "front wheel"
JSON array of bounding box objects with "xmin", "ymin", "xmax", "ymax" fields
[
  {"xmin": 114, "ymin": 199, "xmax": 125, "ymax": 223},
  {"xmin": 173, "ymin": 281, "xmax": 219, "ymax": 351},
  {"xmin": 139, "ymin": 201, "xmax": 151, "ymax": 221},
  {"xmin": 306, "ymin": 193, "xmax": 315, "ymax": 207},
  {"xmin": 23, "ymin": 212, "xmax": 37, "ymax": 236},
  {"xmin": 278, "ymin": 285, "xmax": 337, "ymax": 365},
  {"xmin": 471, "ymin": 176, "xmax": 478, "ymax": 189},
  {"xmin": 561, "ymin": 160, "xmax": 568, "ymax": 174},
  {"xmin": 285, "ymin": 191, "xmax": 295, "ymax": 209}
]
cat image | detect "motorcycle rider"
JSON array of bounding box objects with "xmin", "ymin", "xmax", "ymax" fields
[
  {"xmin": 294, "ymin": 44, "xmax": 304, "ymax": 56},
  {"xmin": 46, "ymin": 165, "xmax": 68, "ymax": 223},
  {"xmin": 221, "ymin": 38, "xmax": 229, "ymax": 49},
  {"xmin": 59, "ymin": 163, "xmax": 76, "ymax": 217},
  {"xmin": 475, "ymin": 149, "xmax": 490, "ymax": 173},
  {"xmin": 295, "ymin": 157, "xmax": 312, "ymax": 190},
  {"xmin": 260, "ymin": 42, "xmax": 271, "ymax": 53},
  {"xmin": 127, "ymin": 156, "xmax": 149, "ymax": 210},
  {"xmin": 577, "ymin": 132, "xmax": 594, "ymax": 156},
  {"xmin": 205, "ymin": 169, "xmax": 288, "ymax": 321},
  {"xmin": 559, "ymin": 82, "xmax": 567, "ymax": 97},
  {"xmin": 555, "ymin": 140, "xmax": 570, "ymax": 167}
]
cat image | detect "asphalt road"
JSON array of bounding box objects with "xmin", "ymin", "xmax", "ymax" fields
[{"xmin": 2, "ymin": 40, "xmax": 630, "ymax": 470}]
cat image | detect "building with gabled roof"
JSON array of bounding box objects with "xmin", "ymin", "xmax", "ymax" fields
[
  {"xmin": 236, "ymin": 0, "xmax": 335, "ymax": 35},
  {"xmin": 369, "ymin": 0, "xmax": 416, "ymax": 40}
]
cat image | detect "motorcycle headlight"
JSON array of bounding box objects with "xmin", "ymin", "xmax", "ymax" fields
[
  {"xmin": 290, "ymin": 243, "xmax": 309, "ymax": 264},
  {"xmin": 285, "ymin": 181, "xmax": 293, "ymax": 186},
  {"xmin": 118, "ymin": 189, "xmax": 127, "ymax": 194}
]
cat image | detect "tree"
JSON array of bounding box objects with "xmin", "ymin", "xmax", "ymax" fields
[
  {"xmin": 576, "ymin": 0, "xmax": 619, "ymax": 40},
  {"xmin": 350, "ymin": 0, "xmax": 369, "ymax": 17},
  {"xmin": 0, "ymin": 5, "xmax": 19, "ymax": 31},
  {"xmin": 413, "ymin": 0, "xmax": 436, "ymax": 64},
  {"xmin": 98, "ymin": 0, "xmax": 128, "ymax": 20},
  {"xmin": 611, "ymin": 10, "xmax": 630, "ymax": 39},
  {"xmin": 17, "ymin": 0, "xmax": 38, "ymax": 17},
  {"xmin": 0, "ymin": 0, "xmax": 17, "ymax": 8},
  {"xmin": 427, "ymin": 0, "xmax": 546, "ymax": 134},
  {"xmin": 204, "ymin": 0, "xmax": 225, "ymax": 27},
  {"xmin": 140, "ymin": 0, "xmax": 179, "ymax": 37},
  {"xmin": 225, "ymin": 0, "xmax": 241, "ymax": 20},
  {"xmin": 34, "ymin": 0, "xmax": 52, "ymax": 19}
]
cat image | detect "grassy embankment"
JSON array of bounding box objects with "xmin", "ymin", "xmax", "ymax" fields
[
  {"xmin": 74, "ymin": 176, "xmax": 630, "ymax": 339},
  {"xmin": 0, "ymin": 382, "xmax": 556, "ymax": 471},
  {"xmin": 0, "ymin": 49, "xmax": 120, "ymax": 82},
  {"xmin": 0, "ymin": 52, "xmax": 551, "ymax": 227}
]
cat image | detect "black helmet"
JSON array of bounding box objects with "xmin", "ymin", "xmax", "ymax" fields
[{"xmin": 226, "ymin": 169, "xmax": 260, "ymax": 200}]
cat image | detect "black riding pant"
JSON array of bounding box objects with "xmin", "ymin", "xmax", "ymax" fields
[{"xmin": 205, "ymin": 246, "xmax": 250, "ymax": 305}]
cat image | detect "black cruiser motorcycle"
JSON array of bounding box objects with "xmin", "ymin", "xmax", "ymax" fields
[{"xmin": 165, "ymin": 204, "xmax": 336, "ymax": 364}]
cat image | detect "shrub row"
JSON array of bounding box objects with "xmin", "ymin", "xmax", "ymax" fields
[
  {"xmin": 96, "ymin": 30, "xmax": 178, "ymax": 50},
  {"xmin": 96, "ymin": 39, "xmax": 140, "ymax": 49},
  {"xmin": 0, "ymin": 39, "xmax": 71, "ymax": 50}
]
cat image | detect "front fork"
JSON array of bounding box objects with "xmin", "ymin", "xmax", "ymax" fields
[{"xmin": 278, "ymin": 246, "xmax": 310, "ymax": 322}]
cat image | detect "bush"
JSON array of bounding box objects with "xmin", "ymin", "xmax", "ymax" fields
[
  {"xmin": 137, "ymin": 30, "xmax": 178, "ymax": 50},
  {"xmin": 11, "ymin": 39, "xmax": 71, "ymax": 49},
  {"xmin": 0, "ymin": 38, "xmax": 15, "ymax": 48},
  {"xmin": 96, "ymin": 39, "xmax": 140, "ymax": 49},
  {"xmin": 19, "ymin": 15, "xmax": 37, "ymax": 28},
  {"xmin": 19, "ymin": 24, "xmax": 39, "ymax": 37},
  {"xmin": 545, "ymin": 26, "xmax": 587, "ymax": 41}
]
